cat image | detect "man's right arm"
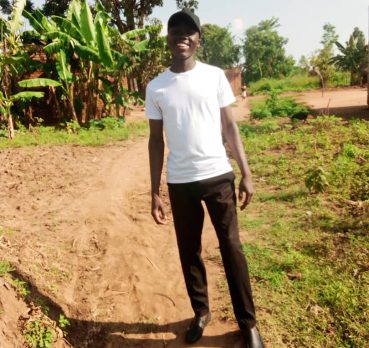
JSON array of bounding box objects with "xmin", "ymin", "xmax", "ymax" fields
[{"xmin": 148, "ymin": 119, "xmax": 168, "ymax": 224}]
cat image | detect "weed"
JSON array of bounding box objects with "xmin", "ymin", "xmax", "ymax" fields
[
  {"xmin": 12, "ymin": 278, "xmax": 30, "ymax": 297},
  {"xmin": 305, "ymin": 166, "xmax": 330, "ymax": 193},
  {"xmin": 24, "ymin": 321, "xmax": 54, "ymax": 348},
  {"xmin": 0, "ymin": 261, "xmax": 13, "ymax": 276},
  {"xmin": 250, "ymin": 89, "xmax": 309, "ymax": 119}
]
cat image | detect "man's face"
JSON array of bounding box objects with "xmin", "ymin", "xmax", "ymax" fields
[{"xmin": 167, "ymin": 21, "xmax": 200, "ymax": 61}]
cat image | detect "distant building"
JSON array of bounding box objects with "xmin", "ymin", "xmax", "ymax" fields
[{"xmin": 224, "ymin": 67, "xmax": 242, "ymax": 97}]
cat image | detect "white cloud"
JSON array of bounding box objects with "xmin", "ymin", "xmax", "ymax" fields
[{"xmin": 231, "ymin": 18, "xmax": 245, "ymax": 34}]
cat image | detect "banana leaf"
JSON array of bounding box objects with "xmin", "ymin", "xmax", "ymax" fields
[
  {"xmin": 95, "ymin": 18, "xmax": 114, "ymax": 68},
  {"xmin": 122, "ymin": 28, "xmax": 148, "ymax": 41},
  {"xmin": 80, "ymin": 0, "xmax": 96, "ymax": 46},
  {"xmin": 22, "ymin": 10, "xmax": 44, "ymax": 34},
  {"xmin": 75, "ymin": 45, "xmax": 100, "ymax": 64},
  {"xmin": 9, "ymin": 0, "xmax": 26, "ymax": 33},
  {"xmin": 11, "ymin": 91, "xmax": 44, "ymax": 101},
  {"xmin": 56, "ymin": 50, "xmax": 73, "ymax": 83},
  {"xmin": 18, "ymin": 78, "xmax": 62, "ymax": 88},
  {"xmin": 52, "ymin": 16, "xmax": 83, "ymax": 43},
  {"xmin": 133, "ymin": 39, "xmax": 149, "ymax": 52},
  {"xmin": 68, "ymin": 0, "xmax": 82, "ymax": 29},
  {"xmin": 44, "ymin": 40, "xmax": 64, "ymax": 55}
]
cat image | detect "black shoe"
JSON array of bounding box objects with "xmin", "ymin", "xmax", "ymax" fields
[
  {"xmin": 185, "ymin": 313, "xmax": 211, "ymax": 344},
  {"xmin": 241, "ymin": 326, "xmax": 264, "ymax": 348}
]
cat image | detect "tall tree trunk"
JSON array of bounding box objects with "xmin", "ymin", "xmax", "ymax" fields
[
  {"xmin": 68, "ymin": 83, "xmax": 78, "ymax": 122},
  {"xmin": 50, "ymin": 86, "xmax": 61, "ymax": 119},
  {"xmin": 8, "ymin": 113, "xmax": 15, "ymax": 139}
]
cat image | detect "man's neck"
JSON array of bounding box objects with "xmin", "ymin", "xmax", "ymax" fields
[{"xmin": 170, "ymin": 58, "xmax": 196, "ymax": 73}]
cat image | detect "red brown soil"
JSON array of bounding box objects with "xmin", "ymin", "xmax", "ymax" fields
[{"xmin": 0, "ymin": 88, "xmax": 367, "ymax": 348}]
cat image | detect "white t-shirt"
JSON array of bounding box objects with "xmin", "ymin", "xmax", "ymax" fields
[{"xmin": 145, "ymin": 61, "xmax": 236, "ymax": 184}]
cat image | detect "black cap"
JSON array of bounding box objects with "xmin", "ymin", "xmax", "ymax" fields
[{"xmin": 168, "ymin": 8, "xmax": 201, "ymax": 35}]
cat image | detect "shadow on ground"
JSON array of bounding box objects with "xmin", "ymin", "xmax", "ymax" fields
[
  {"xmin": 10, "ymin": 267, "xmax": 241, "ymax": 347},
  {"xmin": 312, "ymin": 105, "xmax": 369, "ymax": 120}
]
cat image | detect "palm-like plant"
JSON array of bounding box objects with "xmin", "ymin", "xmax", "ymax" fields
[
  {"xmin": 0, "ymin": 0, "xmax": 52, "ymax": 138},
  {"xmin": 331, "ymin": 27, "xmax": 368, "ymax": 86},
  {"xmin": 23, "ymin": 0, "xmax": 149, "ymax": 123}
]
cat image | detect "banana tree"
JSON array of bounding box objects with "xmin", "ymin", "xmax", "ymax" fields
[
  {"xmin": 0, "ymin": 78, "xmax": 60, "ymax": 138},
  {"xmin": 24, "ymin": 0, "xmax": 150, "ymax": 123},
  {"xmin": 0, "ymin": 0, "xmax": 28, "ymax": 137}
]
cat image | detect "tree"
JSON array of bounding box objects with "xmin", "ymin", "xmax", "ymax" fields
[
  {"xmin": 42, "ymin": 0, "xmax": 71, "ymax": 16},
  {"xmin": 176, "ymin": 0, "xmax": 198, "ymax": 10},
  {"xmin": 99, "ymin": 0, "xmax": 163, "ymax": 33},
  {"xmin": 0, "ymin": 0, "xmax": 34, "ymax": 15},
  {"xmin": 243, "ymin": 17, "xmax": 295, "ymax": 82},
  {"xmin": 310, "ymin": 23, "xmax": 338, "ymax": 87},
  {"xmin": 331, "ymin": 27, "xmax": 368, "ymax": 85},
  {"xmin": 196, "ymin": 24, "xmax": 240, "ymax": 69},
  {"xmin": 24, "ymin": 0, "xmax": 151, "ymax": 123}
]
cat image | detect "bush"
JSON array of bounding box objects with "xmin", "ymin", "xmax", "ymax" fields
[
  {"xmin": 350, "ymin": 164, "xmax": 369, "ymax": 201},
  {"xmin": 248, "ymin": 74, "xmax": 320, "ymax": 95},
  {"xmin": 250, "ymin": 89, "xmax": 309, "ymax": 119}
]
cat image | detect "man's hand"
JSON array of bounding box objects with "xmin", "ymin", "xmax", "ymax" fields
[
  {"xmin": 151, "ymin": 194, "xmax": 168, "ymax": 224},
  {"xmin": 238, "ymin": 176, "xmax": 254, "ymax": 210}
]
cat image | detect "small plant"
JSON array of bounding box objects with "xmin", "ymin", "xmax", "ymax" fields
[
  {"xmin": 305, "ymin": 166, "xmax": 330, "ymax": 193},
  {"xmin": 350, "ymin": 164, "xmax": 369, "ymax": 201},
  {"xmin": 24, "ymin": 321, "xmax": 54, "ymax": 348},
  {"xmin": 12, "ymin": 278, "xmax": 30, "ymax": 297},
  {"xmin": 64, "ymin": 120, "xmax": 81, "ymax": 134},
  {"xmin": 0, "ymin": 261, "xmax": 13, "ymax": 276},
  {"xmin": 58, "ymin": 314, "xmax": 71, "ymax": 335}
]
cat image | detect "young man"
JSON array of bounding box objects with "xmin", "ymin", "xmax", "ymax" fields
[{"xmin": 145, "ymin": 9, "xmax": 264, "ymax": 348}]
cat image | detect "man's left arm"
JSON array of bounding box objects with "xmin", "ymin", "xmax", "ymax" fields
[{"xmin": 221, "ymin": 106, "xmax": 254, "ymax": 210}]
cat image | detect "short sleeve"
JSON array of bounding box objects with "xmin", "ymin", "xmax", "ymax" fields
[
  {"xmin": 217, "ymin": 71, "xmax": 236, "ymax": 107},
  {"xmin": 145, "ymin": 85, "xmax": 163, "ymax": 120}
]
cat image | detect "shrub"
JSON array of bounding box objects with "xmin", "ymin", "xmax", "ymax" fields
[
  {"xmin": 250, "ymin": 89, "xmax": 309, "ymax": 119},
  {"xmin": 305, "ymin": 167, "xmax": 330, "ymax": 193},
  {"xmin": 350, "ymin": 164, "xmax": 369, "ymax": 201}
]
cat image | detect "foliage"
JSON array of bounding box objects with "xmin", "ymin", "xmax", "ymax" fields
[
  {"xmin": 243, "ymin": 18, "xmax": 295, "ymax": 82},
  {"xmin": 310, "ymin": 23, "xmax": 338, "ymax": 87},
  {"xmin": 176, "ymin": 0, "xmax": 198, "ymax": 10},
  {"xmin": 332, "ymin": 27, "xmax": 368, "ymax": 85},
  {"xmin": 236, "ymin": 116, "xmax": 369, "ymax": 346},
  {"xmin": 24, "ymin": 321, "xmax": 54, "ymax": 348},
  {"xmin": 23, "ymin": 0, "xmax": 150, "ymax": 123},
  {"xmin": 305, "ymin": 166, "xmax": 330, "ymax": 193},
  {"xmin": 12, "ymin": 278, "xmax": 30, "ymax": 297},
  {"xmin": 248, "ymin": 74, "xmax": 320, "ymax": 94},
  {"xmin": 99, "ymin": 0, "xmax": 163, "ymax": 33},
  {"xmin": 0, "ymin": 260, "xmax": 13, "ymax": 275},
  {"xmin": 196, "ymin": 23, "xmax": 240, "ymax": 69},
  {"xmin": 42, "ymin": 0, "xmax": 71, "ymax": 16},
  {"xmin": 0, "ymin": 0, "xmax": 34, "ymax": 15},
  {"xmin": 350, "ymin": 163, "xmax": 369, "ymax": 201},
  {"xmin": 250, "ymin": 89, "xmax": 309, "ymax": 119}
]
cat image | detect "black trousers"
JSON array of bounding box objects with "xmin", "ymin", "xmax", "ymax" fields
[{"xmin": 168, "ymin": 171, "xmax": 256, "ymax": 329}]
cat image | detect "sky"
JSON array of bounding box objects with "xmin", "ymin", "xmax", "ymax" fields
[{"xmin": 31, "ymin": 0, "xmax": 369, "ymax": 60}]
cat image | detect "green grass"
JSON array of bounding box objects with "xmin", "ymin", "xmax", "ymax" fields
[
  {"xmin": 0, "ymin": 120, "xmax": 148, "ymax": 148},
  {"xmin": 248, "ymin": 72, "xmax": 351, "ymax": 95},
  {"xmin": 235, "ymin": 116, "xmax": 369, "ymax": 347}
]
